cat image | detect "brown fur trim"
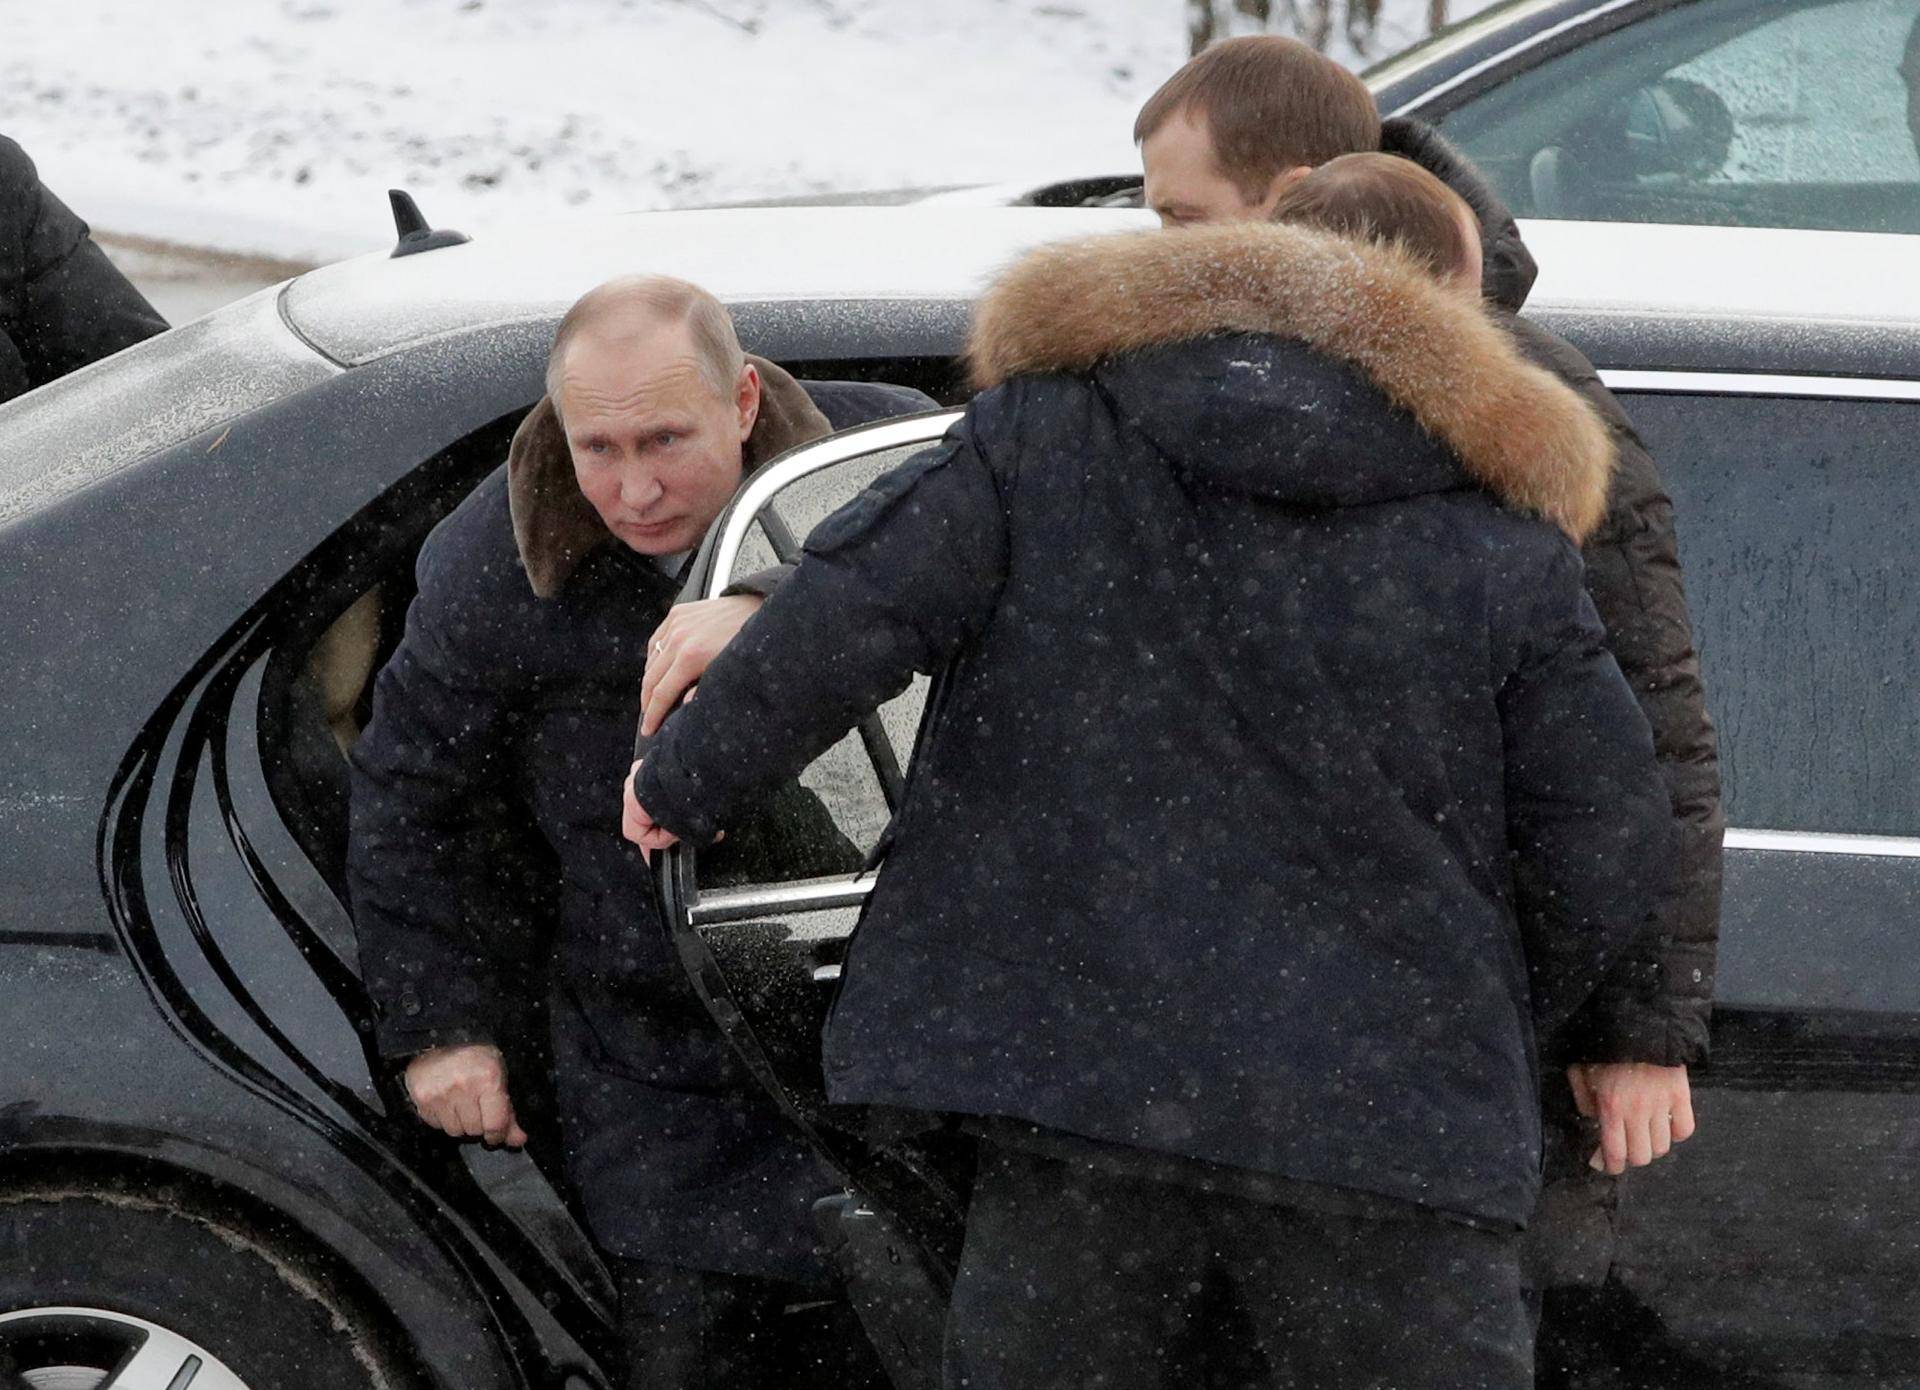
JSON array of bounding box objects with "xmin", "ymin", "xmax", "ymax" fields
[
  {"xmin": 967, "ymin": 223, "xmax": 1614, "ymax": 542},
  {"xmin": 508, "ymin": 353, "xmax": 833, "ymax": 598}
]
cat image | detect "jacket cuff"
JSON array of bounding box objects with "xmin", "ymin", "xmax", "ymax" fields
[
  {"xmin": 364, "ymin": 966, "xmax": 501, "ymax": 1061},
  {"xmin": 372, "ymin": 1021, "xmax": 497, "ymax": 1062},
  {"xmin": 1556, "ymin": 988, "xmax": 1710, "ymax": 1068},
  {"xmin": 633, "ymin": 753, "xmax": 724, "ymax": 847},
  {"xmin": 721, "ymin": 563, "xmax": 794, "ymax": 601}
]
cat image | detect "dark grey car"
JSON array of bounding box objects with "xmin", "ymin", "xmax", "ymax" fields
[{"xmin": 3, "ymin": 0, "xmax": 1919, "ymax": 1384}]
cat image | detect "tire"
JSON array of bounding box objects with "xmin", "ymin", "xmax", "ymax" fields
[{"xmin": 0, "ymin": 1190, "xmax": 401, "ymax": 1390}]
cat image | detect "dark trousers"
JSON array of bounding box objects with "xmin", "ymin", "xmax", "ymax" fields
[
  {"xmin": 945, "ymin": 1142, "xmax": 1532, "ymax": 1390},
  {"xmin": 613, "ymin": 1259, "xmax": 886, "ymax": 1390}
]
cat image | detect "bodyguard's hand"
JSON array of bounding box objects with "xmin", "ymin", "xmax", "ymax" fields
[
  {"xmin": 622, "ymin": 758, "xmax": 682, "ymax": 861},
  {"xmin": 640, "ymin": 595, "xmax": 763, "ymax": 736},
  {"xmin": 404, "ymin": 1043, "xmax": 529, "ymax": 1148},
  {"xmin": 1568, "ymin": 1062, "xmax": 1696, "ymax": 1175}
]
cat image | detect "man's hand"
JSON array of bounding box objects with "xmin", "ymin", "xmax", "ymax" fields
[
  {"xmin": 1568, "ymin": 1062, "xmax": 1696, "ymax": 1175},
  {"xmin": 622, "ymin": 758, "xmax": 682, "ymax": 861},
  {"xmin": 404, "ymin": 1043, "xmax": 529, "ymax": 1148},
  {"xmin": 640, "ymin": 595, "xmax": 764, "ymax": 736}
]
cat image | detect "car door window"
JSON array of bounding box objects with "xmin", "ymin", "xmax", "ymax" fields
[
  {"xmin": 658, "ymin": 413, "xmax": 963, "ymax": 1051},
  {"xmin": 1436, "ymin": 0, "xmax": 1920, "ymax": 235},
  {"xmin": 1597, "ymin": 381, "xmax": 1920, "ymax": 1379},
  {"xmin": 1614, "ymin": 388, "xmax": 1920, "ymax": 837},
  {"xmin": 694, "ymin": 419, "xmax": 959, "ymax": 890}
]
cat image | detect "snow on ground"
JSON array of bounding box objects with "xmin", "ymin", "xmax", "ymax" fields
[{"xmin": 1, "ymin": 0, "xmax": 1492, "ymax": 266}]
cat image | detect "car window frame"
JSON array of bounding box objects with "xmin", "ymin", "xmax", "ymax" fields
[
  {"xmin": 1386, "ymin": 0, "xmax": 1871, "ymax": 119},
  {"xmin": 660, "ymin": 409, "xmax": 966, "ymax": 931}
]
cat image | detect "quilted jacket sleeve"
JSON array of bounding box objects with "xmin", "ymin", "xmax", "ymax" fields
[{"xmin": 1503, "ymin": 314, "xmax": 1723, "ymax": 1066}]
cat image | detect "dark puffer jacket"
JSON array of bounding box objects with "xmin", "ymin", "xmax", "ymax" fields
[
  {"xmin": 1385, "ymin": 117, "xmax": 1722, "ymax": 1066},
  {"xmin": 638, "ymin": 223, "xmax": 1676, "ymax": 1228},
  {"xmin": 0, "ymin": 135, "xmax": 166, "ymax": 405}
]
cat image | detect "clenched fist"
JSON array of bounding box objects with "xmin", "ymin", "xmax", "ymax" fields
[
  {"xmin": 1568, "ymin": 1061, "xmax": 1696, "ymax": 1175},
  {"xmin": 403, "ymin": 1043, "xmax": 529, "ymax": 1148},
  {"xmin": 622, "ymin": 758, "xmax": 683, "ymax": 860}
]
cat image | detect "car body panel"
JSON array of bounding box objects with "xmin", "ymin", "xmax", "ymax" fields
[
  {"xmin": 0, "ymin": 285, "xmax": 334, "ymax": 528},
  {"xmin": 2, "ymin": 938, "xmax": 540, "ymax": 1390}
]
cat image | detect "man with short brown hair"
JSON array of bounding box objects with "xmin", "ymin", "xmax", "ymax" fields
[
  {"xmin": 1268, "ymin": 151, "xmax": 1485, "ymax": 288},
  {"xmin": 1137, "ymin": 35, "xmax": 1722, "ymax": 1362},
  {"xmin": 1136, "ymin": 35, "xmax": 1379, "ymax": 225}
]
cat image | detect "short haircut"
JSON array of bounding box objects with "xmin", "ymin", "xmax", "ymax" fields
[
  {"xmin": 545, "ymin": 275, "xmax": 745, "ymax": 413},
  {"xmin": 1269, "ymin": 153, "xmax": 1477, "ymax": 282},
  {"xmin": 1134, "ymin": 36, "xmax": 1381, "ymax": 200}
]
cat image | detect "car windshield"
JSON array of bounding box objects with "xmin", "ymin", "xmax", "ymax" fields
[{"xmin": 0, "ymin": 284, "xmax": 335, "ymax": 528}]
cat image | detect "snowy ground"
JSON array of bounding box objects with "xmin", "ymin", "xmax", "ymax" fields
[{"xmin": 4, "ymin": 0, "xmax": 1491, "ymax": 272}]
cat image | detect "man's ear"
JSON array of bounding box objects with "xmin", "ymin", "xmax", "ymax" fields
[
  {"xmin": 1254, "ymin": 163, "xmax": 1315, "ymax": 216},
  {"xmin": 735, "ymin": 361, "xmax": 761, "ymax": 441}
]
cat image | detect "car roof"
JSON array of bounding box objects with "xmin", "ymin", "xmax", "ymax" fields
[
  {"xmin": 282, "ymin": 206, "xmax": 1160, "ymax": 367},
  {"xmin": 1364, "ymin": 0, "xmax": 1591, "ymax": 105}
]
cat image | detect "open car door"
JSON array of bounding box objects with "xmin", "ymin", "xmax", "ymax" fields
[{"xmin": 644, "ymin": 410, "xmax": 968, "ymax": 1389}]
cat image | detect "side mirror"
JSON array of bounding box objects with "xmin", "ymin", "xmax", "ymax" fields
[{"xmin": 1622, "ymin": 78, "xmax": 1735, "ymax": 179}]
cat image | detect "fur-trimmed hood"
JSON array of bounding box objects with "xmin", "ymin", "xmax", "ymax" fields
[
  {"xmin": 507, "ymin": 353, "xmax": 833, "ymax": 598},
  {"xmin": 968, "ymin": 221, "xmax": 1613, "ymax": 542}
]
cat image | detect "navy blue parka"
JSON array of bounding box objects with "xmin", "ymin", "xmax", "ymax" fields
[{"xmin": 636, "ymin": 224, "xmax": 1676, "ymax": 1229}]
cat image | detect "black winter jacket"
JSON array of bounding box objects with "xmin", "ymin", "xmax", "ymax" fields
[
  {"xmin": 348, "ymin": 363, "xmax": 935, "ymax": 1277},
  {"xmin": 637, "ymin": 224, "xmax": 1676, "ymax": 1228},
  {"xmin": 1385, "ymin": 118, "xmax": 1722, "ymax": 1066},
  {"xmin": 0, "ymin": 136, "xmax": 165, "ymax": 405}
]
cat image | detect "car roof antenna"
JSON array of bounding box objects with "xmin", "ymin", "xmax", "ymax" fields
[{"xmin": 388, "ymin": 189, "xmax": 471, "ymax": 258}]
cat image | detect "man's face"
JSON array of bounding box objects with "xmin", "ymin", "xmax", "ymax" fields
[
  {"xmin": 1141, "ymin": 106, "xmax": 1304, "ymax": 226},
  {"xmin": 558, "ymin": 322, "xmax": 758, "ymax": 557}
]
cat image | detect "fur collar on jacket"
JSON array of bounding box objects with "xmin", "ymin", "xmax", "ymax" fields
[
  {"xmin": 507, "ymin": 353, "xmax": 833, "ymax": 598},
  {"xmin": 967, "ymin": 222, "xmax": 1614, "ymax": 543}
]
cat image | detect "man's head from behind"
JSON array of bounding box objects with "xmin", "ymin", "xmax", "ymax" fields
[
  {"xmin": 1269, "ymin": 153, "xmax": 1483, "ymax": 291},
  {"xmin": 548, "ymin": 275, "xmax": 760, "ymax": 556},
  {"xmin": 1137, "ymin": 36, "xmax": 1380, "ymax": 226}
]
